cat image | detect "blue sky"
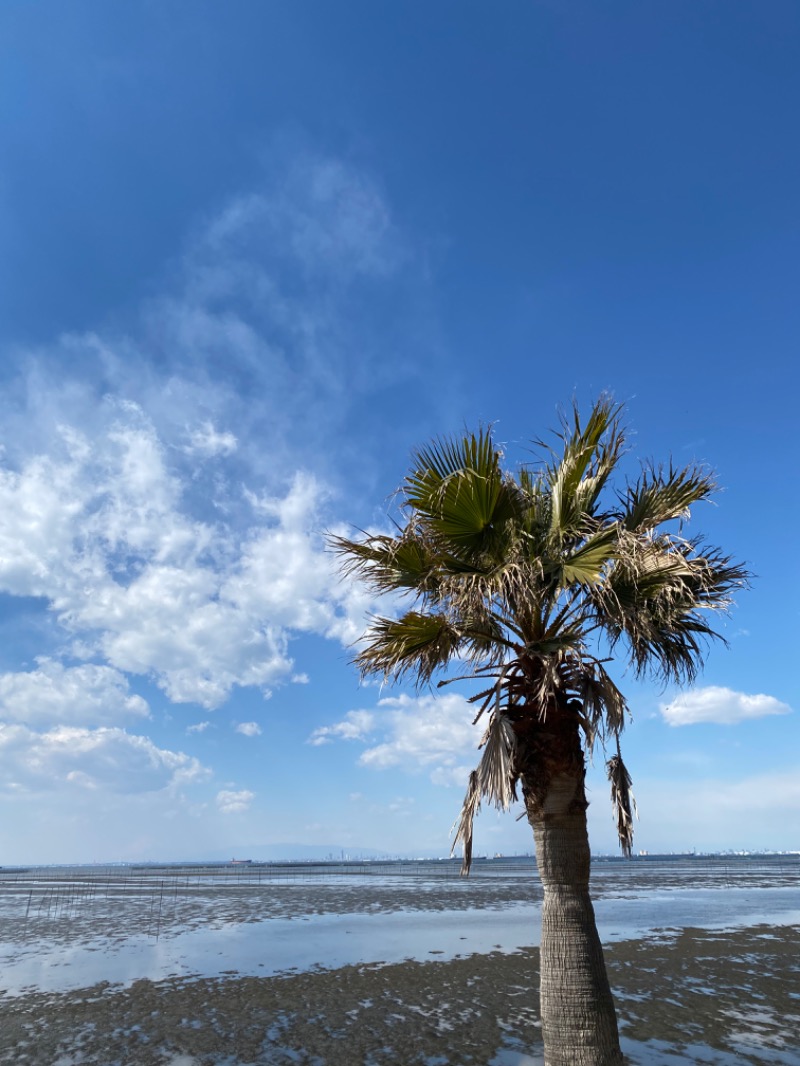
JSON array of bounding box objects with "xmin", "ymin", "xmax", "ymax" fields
[{"xmin": 0, "ymin": 2, "xmax": 797, "ymax": 863}]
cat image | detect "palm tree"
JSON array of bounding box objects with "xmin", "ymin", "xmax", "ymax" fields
[{"xmin": 331, "ymin": 397, "xmax": 749, "ymax": 1066}]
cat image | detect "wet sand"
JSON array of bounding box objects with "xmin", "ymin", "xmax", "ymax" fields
[
  {"xmin": 2, "ymin": 923, "xmax": 799, "ymax": 1065},
  {"xmin": 1, "ymin": 864, "xmax": 799, "ymax": 1064}
]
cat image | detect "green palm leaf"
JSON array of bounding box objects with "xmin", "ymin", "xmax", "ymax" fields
[
  {"xmin": 621, "ymin": 463, "xmax": 717, "ymax": 532},
  {"xmin": 559, "ymin": 525, "xmax": 619, "ymax": 587},
  {"xmin": 332, "ymin": 397, "xmax": 750, "ymax": 867},
  {"xmin": 354, "ymin": 611, "xmax": 461, "ymax": 684},
  {"xmin": 406, "ymin": 430, "xmax": 522, "ymax": 555},
  {"xmin": 545, "ymin": 397, "xmax": 624, "ymax": 541}
]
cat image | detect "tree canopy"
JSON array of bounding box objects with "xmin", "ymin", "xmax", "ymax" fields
[{"xmin": 332, "ymin": 398, "xmax": 749, "ymax": 867}]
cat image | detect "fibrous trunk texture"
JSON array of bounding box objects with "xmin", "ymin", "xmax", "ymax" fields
[
  {"xmin": 512, "ymin": 695, "xmax": 623, "ymax": 1066},
  {"xmin": 527, "ymin": 772, "xmax": 624, "ymax": 1066}
]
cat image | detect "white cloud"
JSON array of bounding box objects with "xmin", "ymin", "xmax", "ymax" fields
[
  {"xmin": 311, "ymin": 693, "xmax": 481, "ymax": 785},
  {"xmin": 0, "ymin": 409, "xmax": 375, "ymax": 710},
  {"xmin": 0, "ymin": 147, "xmax": 413, "ymax": 727},
  {"xmin": 0, "ymin": 151, "xmax": 429, "ymax": 859},
  {"xmin": 202, "ymin": 157, "xmax": 400, "ymax": 280},
  {"xmin": 308, "ymin": 709, "xmax": 375, "ymax": 746},
  {"xmin": 216, "ymin": 789, "xmax": 255, "ymax": 814},
  {"xmin": 430, "ymin": 764, "xmax": 476, "ymax": 789},
  {"xmin": 358, "ymin": 694, "xmax": 478, "ymax": 773},
  {"xmin": 235, "ymin": 721, "xmax": 262, "ymax": 737},
  {"xmin": 0, "ymin": 659, "xmax": 149, "ymax": 726},
  {"xmin": 660, "ymin": 686, "xmax": 792, "ymax": 727},
  {"xmin": 0, "ymin": 724, "xmax": 208, "ymax": 794},
  {"xmin": 185, "ymin": 421, "xmax": 238, "ymax": 457}
]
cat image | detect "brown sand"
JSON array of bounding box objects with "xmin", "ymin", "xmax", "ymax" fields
[{"xmin": 1, "ymin": 924, "xmax": 798, "ymax": 1065}]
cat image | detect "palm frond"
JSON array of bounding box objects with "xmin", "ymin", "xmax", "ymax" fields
[
  {"xmin": 607, "ymin": 751, "xmax": 638, "ymax": 857},
  {"xmin": 478, "ymin": 711, "xmax": 518, "ymax": 810},
  {"xmin": 411, "ymin": 428, "xmax": 499, "ymax": 488},
  {"xmin": 558, "ymin": 524, "xmax": 619, "ymax": 588},
  {"xmin": 354, "ymin": 612, "xmax": 460, "ymax": 683},
  {"xmin": 330, "ymin": 531, "xmax": 438, "ymax": 594},
  {"xmin": 545, "ymin": 396, "xmax": 625, "ymax": 542},
  {"xmin": 568, "ymin": 660, "xmax": 628, "ymax": 747},
  {"xmin": 451, "ymin": 770, "xmax": 481, "ymax": 876},
  {"xmin": 596, "ymin": 534, "xmax": 750, "ymax": 685},
  {"xmin": 406, "ymin": 435, "xmax": 523, "ymax": 559},
  {"xmin": 620, "ymin": 462, "xmax": 716, "ymax": 533}
]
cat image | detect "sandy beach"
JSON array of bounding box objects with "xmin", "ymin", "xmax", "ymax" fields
[{"xmin": 1, "ymin": 862, "xmax": 799, "ymax": 1065}]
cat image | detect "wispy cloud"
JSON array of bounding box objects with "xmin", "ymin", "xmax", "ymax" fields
[
  {"xmin": 1, "ymin": 151, "xmax": 426, "ymax": 498},
  {"xmin": 216, "ymin": 789, "xmax": 255, "ymax": 814},
  {"xmin": 0, "ymin": 149, "xmax": 424, "ymax": 835},
  {"xmin": 185, "ymin": 422, "xmax": 238, "ymax": 458},
  {"xmin": 660, "ymin": 686, "xmax": 792, "ymax": 726}
]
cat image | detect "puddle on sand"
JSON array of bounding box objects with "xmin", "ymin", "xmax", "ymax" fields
[{"xmin": 0, "ymin": 904, "xmax": 537, "ymax": 996}]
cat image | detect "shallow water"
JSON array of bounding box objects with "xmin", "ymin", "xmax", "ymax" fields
[
  {"xmin": 1, "ymin": 877, "xmax": 798, "ymax": 996},
  {"xmin": 1, "ymin": 857, "xmax": 799, "ymax": 1065}
]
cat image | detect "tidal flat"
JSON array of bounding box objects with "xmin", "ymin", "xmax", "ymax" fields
[{"xmin": 0, "ymin": 857, "xmax": 798, "ymax": 1064}]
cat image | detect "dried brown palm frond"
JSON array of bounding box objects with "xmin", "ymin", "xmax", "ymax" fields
[
  {"xmin": 451, "ymin": 770, "xmax": 481, "ymax": 876},
  {"xmin": 477, "ymin": 710, "xmax": 517, "ymax": 811},
  {"xmin": 607, "ymin": 750, "xmax": 638, "ymax": 857},
  {"xmin": 573, "ymin": 659, "xmax": 628, "ymax": 746}
]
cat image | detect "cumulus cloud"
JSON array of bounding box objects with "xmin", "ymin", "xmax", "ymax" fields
[
  {"xmin": 0, "ymin": 408, "xmax": 374, "ymax": 709},
  {"xmin": 0, "ymin": 724, "xmax": 208, "ymax": 794},
  {"xmin": 0, "ymin": 659, "xmax": 149, "ymax": 726},
  {"xmin": 310, "ymin": 694, "xmax": 480, "ymax": 785},
  {"xmin": 0, "ymin": 148, "xmax": 415, "ymax": 725},
  {"xmin": 358, "ymin": 694, "xmax": 478, "ymax": 773},
  {"xmin": 0, "ymin": 150, "xmax": 427, "ymax": 851},
  {"xmin": 308, "ymin": 709, "xmax": 375, "ymax": 746},
  {"xmin": 235, "ymin": 721, "xmax": 262, "ymax": 737},
  {"xmin": 216, "ymin": 789, "xmax": 255, "ymax": 814},
  {"xmin": 660, "ymin": 687, "xmax": 792, "ymax": 727}
]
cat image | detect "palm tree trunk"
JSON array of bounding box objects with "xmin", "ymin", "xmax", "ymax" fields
[{"xmin": 527, "ymin": 771, "xmax": 623, "ymax": 1066}]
